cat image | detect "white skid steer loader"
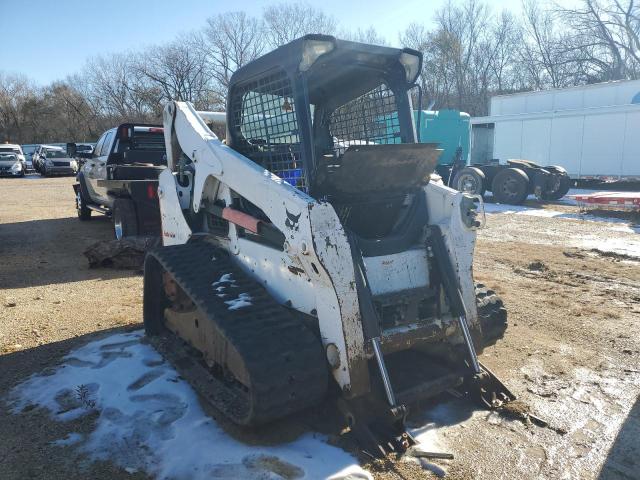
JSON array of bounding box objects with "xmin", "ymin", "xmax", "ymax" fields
[{"xmin": 143, "ymin": 35, "xmax": 512, "ymax": 457}]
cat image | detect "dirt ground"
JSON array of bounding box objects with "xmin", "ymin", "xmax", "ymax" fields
[{"xmin": 0, "ymin": 176, "xmax": 638, "ymax": 479}]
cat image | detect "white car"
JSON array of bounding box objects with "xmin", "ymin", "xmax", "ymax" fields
[
  {"xmin": 0, "ymin": 144, "xmax": 26, "ymax": 166},
  {"xmin": 0, "ymin": 152, "xmax": 26, "ymax": 177}
]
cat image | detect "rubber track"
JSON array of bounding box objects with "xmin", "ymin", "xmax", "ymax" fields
[
  {"xmin": 475, "ymin": 283, "xmax": 508, "ymax": 347},
  {"xmin": 145, "ymin": 241, "xmax": 328, "ymax": 425}
]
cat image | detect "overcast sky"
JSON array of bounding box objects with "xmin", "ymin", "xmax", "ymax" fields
[{"xmin": 1, "ymin": 0, "xmax": 525, "ymax": 85}]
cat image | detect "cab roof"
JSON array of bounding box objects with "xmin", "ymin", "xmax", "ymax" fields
[{"xmin": 229, "ymin": 34, "xmax": 422, "ymax": 108}]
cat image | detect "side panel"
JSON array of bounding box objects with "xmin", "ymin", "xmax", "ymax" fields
[
  {"xmin": 307, "ymin": 203, "xmax": 369, "ymax": 397},
  {"xmin": 493, "ymin": 120, "xmax": 522, "ymax": 162},
  {"xmin": 521, "ymin": 118, "xmax": 551, "ymax": 164},
  {"xmin": 581, "ymin": 112, "xmax": 625, "ymax": 177},
  {"xmin": 622, "ymin": 110, "xmax": 640, "ymax": 177},
  {"xmin": 555, "ymin": 89, "xmax": 584, "ymax": 110},
  {"xmin": 549, "ymin": 116, "xmax": 583, "ymax": 176},
  {"xmin": 234, "ymin": 238, "xmax": 317, "ymax": 314},
  {"xmin": 424, "ymin": 183, "xmax": 477, "ymax": 326}
]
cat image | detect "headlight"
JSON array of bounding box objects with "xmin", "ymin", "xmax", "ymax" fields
[{"xmin": 11, "ymin": 162, "xmax": 22, "ymax": 171}]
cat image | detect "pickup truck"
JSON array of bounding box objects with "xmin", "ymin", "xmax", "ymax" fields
[{"xmin": 69, "ymin": 124, "xmax": 167, "ymax": 239}]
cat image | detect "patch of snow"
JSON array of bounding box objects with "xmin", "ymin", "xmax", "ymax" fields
[
  {"xmin": 52, "ymin": 432, "xmax": 83, "ymax": 447},
  {"xmin": 484, "ymin": 195, "xmax": 639, "ymax": 234},
  {"xmin": 212, "ymin": 273, "xmax": 235, "ymax": 288},
  {"xmin": 225, "ymin": 292, "xmax": 252, "ymax": 310},
  {"xmin": 7, "ymin": 330, "xmax": 370, "ymax": 480},
  {"xmin": 482, "ymin": 202, "xmax": 529, "ymax": 214},
  {"xmin": 579, "ymin": 236, "xmax": 640, "ymax": 258}
]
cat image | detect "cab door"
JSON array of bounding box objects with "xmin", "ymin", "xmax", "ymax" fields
[{"xmin": 83, "ymin": 131, "xmax": 113, "ymax": 205}]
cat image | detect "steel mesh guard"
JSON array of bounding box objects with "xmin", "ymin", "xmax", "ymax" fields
[
  {"xmin": 329, "ymin": 84, "xmax": 401, "ymax": 155},
  {"xmin": 230, "ymin": 70, "xmax": 307, "ymax": 191}
]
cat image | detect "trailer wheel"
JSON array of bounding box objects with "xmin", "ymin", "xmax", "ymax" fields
[
  {"xmin": 76, "ymin": 189, "xmax": 92, "ymax": 221},
  {"xmin": 541, "ymin": 166, "xmax": 572, "ymax": 200},
  {"xmin": 491, "ymin": 168, "xmax": 529, "ymax": 205},
  {"xmin": 452, "ymin": 167, "xmax": 486, "ymax": 196},
  {"xmin": 113, "ymin": 198, "xmax": 138, "ymax": 240}
]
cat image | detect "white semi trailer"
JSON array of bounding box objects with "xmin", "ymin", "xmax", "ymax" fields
[{"xmin": 471, "ymin": 79, "xmax": 640, "ymax": 183}]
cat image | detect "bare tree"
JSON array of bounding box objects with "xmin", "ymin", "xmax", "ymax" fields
[
  {"xmin": 0, "ymin": 72, "xmax": 40, "ymax": 143},
  {"xmin": 488, "ymin": 11, "xmax": 523, "ymax": 93},
  {"xmin": 136, "ymin": 36, "xmax": 217, "ymax": 110},
  {"xmin": 82, "ymin": 53, "xmax": 159, "ymax": 121},
  {"xmin": 262, "ymin": 2, "xmax": 337, "ymax": 48},
  {"xmin": 202, "ymin": 11, "xmax": 265, "ymax": 103},
  {"xmin": 557, "ymin": 0, "xmax": 640, "ymax": 81},
  {"xmin": 517, "ymin": 0, "xmax": 580, "ymax": 89},
  {"xmin": 341, "ymin": 26, "xmax": 388, "ymax": 45}
]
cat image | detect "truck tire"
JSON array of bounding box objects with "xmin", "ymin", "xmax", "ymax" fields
[
  {"xmin": 113, "ymin": 198, "xmax": 138, "ymax": 240},
  {"xmin": 452, "ymin": 167, "xmax": 486, "ymax": 196},
  {"xmin": 491, "ymin": 167, "xmax": 529, "ymax": 205},
  {"xmin": 475, "ymin": 283, "xmax": 507, "ymax": 348},
  {"xmin": 76, "ymin": 189, "xmax": 91, "ymax": 221},
  {"xmin": 541, "ymin": 166, "xmax": 572, "ymax": 200}
]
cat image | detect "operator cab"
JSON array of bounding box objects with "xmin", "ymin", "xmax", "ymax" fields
[{"xmin": 227, "ymin": 35, "xmax": 441, "ymax": 242}]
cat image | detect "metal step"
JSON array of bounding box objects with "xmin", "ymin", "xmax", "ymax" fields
[{"xmin": 87, "ymin": 203, "xmax": 110, "ymax": 214}]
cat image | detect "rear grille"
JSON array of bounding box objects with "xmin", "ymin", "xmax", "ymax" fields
[{"xmin": 53, "ymin": 161, "xmax": 70, "ymax": 167}]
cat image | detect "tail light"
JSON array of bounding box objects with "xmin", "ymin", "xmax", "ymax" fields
[{"xmin": 147, "ymin": 184, "xmax": 157, "ymax": 199}]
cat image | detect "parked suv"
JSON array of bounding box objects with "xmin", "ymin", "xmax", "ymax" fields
[
  {"xmin": 71, "ymin": 124, "xmax": 166, "ymax": 239},
  {"xmin": 32, "ymin": 145, "xmax": 78, "ymax": 176}
]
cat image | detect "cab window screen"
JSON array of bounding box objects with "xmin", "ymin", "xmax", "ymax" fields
[
  {"xmin": 230, "ymin": 70, "xmax": 307, "ymax": 192},
  {"xmin": 329, "ymin": 84, "xmax": 401, "ymax": 156}
]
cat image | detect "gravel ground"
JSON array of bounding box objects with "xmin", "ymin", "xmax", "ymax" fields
[{"xmin": 0, "ymin": 176, "xmax": 638, "ymax": 479}]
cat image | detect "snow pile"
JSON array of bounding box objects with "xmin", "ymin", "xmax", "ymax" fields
[
  {"xmin": 225, "ymin": 292, "xmax": 253, "ymax": 310},
  {"xmin": 212, "ymin": 273, "xmax": 236, "ymax": 289},
  {"xmin": 7, "ymin": 331, "xmax": 370, "ymax": 480},
  {"xmin": 484, "ymin": 190, "xmax": 640, "ymax": 234},
  {"xmin": 211, "ymin": 273, "xmax": 253, "ymax": 309}
]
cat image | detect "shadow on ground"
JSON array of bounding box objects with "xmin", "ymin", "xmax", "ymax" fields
[
  {"xmin": 598, "ymin": 394, "xmax": 640, "ymax": 480},
  {"xmin": 0, "ymin": 216, "xmax": 137, "ymax": 289}
]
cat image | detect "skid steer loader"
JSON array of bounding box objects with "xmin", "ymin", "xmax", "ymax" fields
[{"xmin": 143, "ymin": 35, "xmax": 512, "ymax": 457}]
